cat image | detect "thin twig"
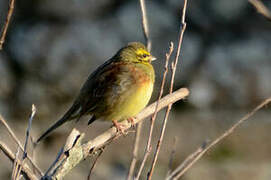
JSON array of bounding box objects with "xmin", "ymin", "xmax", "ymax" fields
[
  {"xmin": 167, "ymin": 97, "xmax": 271, "ymax": 180},
  {"xmin": 139, "ymin": 0, "xmax": 151, "ymax": 51},
  {"xmin": 0, "ymin": 141, "xmax": 39, "ymax": 180},
  {"xmin": 147, "ymin": 1, "xmax": 188, "ymax": 179},
  {"xmin": 249, "ymin": 0, "xmax": 271, "ymax": 21},
  {"xmin": 45, "ymin": 129, "xmax": 82, "ymax": 177},
  {"xmin": 126, "ymin": 123, "xmax": 142, "ymax": 180},
  {"xmin": 0, "ymin": 114, "xmax": 43, "ymax": 177},
  {"xmin": 127, "ymin": 1, "xmax": 152, "ymax": 177},
  {"xmin": 11, "ymin": 148, "xmax": 18, "ymax": 179},
  {"xmin": 0, "ymin": 115, "xmax": 23, "ymax": 149},
  {"xmin": 166, "ymin": 141, "xmax": 207, "ymax": 180},
  {"xmin": 12, "ymin": 147, "xmax": 21, "ymax": 180},
  {"xmin": 23, "ymin": 104, "xmax": 36, "ymax": 160},
  {"xmin": 46, "ymin": 88, "xmax": 189, "ymax": 179},
  {"xmin": 87, "ymin": 148, "xmax": 105, "ymax": 180},
  {"xmin": 44, "ymin": 147, "xmax": 64, "ymax": 177},
  {"xmin": 135, "ymin": 42, "xmax": 174, "ymax": 180},
  {"xmin": 0, "ymin": 0, "xmax": 15, "ymax": 50}
]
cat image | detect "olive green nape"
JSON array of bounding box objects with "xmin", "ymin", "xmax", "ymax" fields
[{"xmin": 127, "ymin": 42, "xmax": 147, "ymax": 50}]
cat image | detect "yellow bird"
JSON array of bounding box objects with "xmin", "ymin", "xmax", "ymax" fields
[{"xmin": 36, "ymin": 42, "xmax": 155, "ymax": 143}]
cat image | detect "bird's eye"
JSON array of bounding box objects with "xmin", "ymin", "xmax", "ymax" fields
[{"xmin": 143, "ymin": 54, "xmax": 148, "ymax": 58}]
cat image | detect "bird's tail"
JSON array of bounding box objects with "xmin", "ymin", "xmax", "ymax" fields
[
  {"xmin": 36, "ymin": 103, "xmax": 81, "ymax": 143},
  {"xmin": 36, "ymin": 116, "xmax": 68, "ymax": 143}
]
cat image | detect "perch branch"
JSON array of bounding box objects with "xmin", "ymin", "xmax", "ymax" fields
[{"xmin": 45, "ymin": 88, "xmax": 189, "ymax": 179}]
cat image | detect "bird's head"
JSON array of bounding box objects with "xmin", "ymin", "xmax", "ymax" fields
[{"xmin": 116, "ymin": 42, "xmax": 156, "ymax": 64}]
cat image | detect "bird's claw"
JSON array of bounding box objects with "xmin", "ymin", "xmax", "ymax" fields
[
  {"xmin": 127, "ymin": 117, "xmax": 136, "ymax": 129},
  {"xmin": 113, "ymin": 120, "xmax": 127, "ymax": 135}
]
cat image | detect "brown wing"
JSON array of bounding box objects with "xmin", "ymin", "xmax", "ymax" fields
[
  {"xmin": 78, "ymin": 61, "xmax": 134, "ymax": 117},
  {"xmin": 36, "ymin": 59, "xmax": 114, "ymax": 143}
]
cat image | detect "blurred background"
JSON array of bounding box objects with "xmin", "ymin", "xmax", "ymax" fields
[{"xmin": 0, "ymin": 0, "xmax": 271, "ymax": 179}]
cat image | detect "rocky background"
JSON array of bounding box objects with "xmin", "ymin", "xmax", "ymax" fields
[{"xmin": 0, "ymin": 0, "xmax": 271, "ymax": 179}]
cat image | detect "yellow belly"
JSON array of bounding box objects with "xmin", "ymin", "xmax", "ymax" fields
[{"xmin": 104, "ymin": 80, "xmax": 154, "ymax": 122}]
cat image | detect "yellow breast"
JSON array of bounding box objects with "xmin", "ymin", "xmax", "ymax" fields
[
  {"xmin": 124, "ymin": 80, "xmax": 154, "ymax": 117},
  {"xmin": 99, "ymin": 62, "xmax": 155, "ymax": 122}
]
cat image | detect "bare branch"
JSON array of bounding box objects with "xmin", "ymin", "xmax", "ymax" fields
[
  {"xmin": 87, "ymin": 148, "xmax": 105, "ymax": 180},
  {"xmin": 0, "ymin": 141, "xmax": 39, "ymax": 180},
  {"xmin": 135, "ymin": 42, "xmax": 174, "ymax": 180},
  {"xmin": 147, "ymin": 1, "xmax": 188, "ymax": 179},
  {"xmin": 126, "ymin": 123, "xmax": 142, "ymax": 180},
  {"xmin": 0, "ymin": 115, "xmax": 23, "ymax": 150},
  {"xmin": 44, "ymin": 147, "xmax": 64, "ymax": 177},
  {"xmin": 0, "ymin": 114, "xmax": 43, "ymax": 177},
  {"xmin": 11, "ymin": 147, "xmax": 21, "ymax": 180},
  {"xmin": 166, "ymin": 141, "xmax": 207, "ymax": 180},
  {"xmin": 44, "ymin": 129, "xmax": 83, "ymax": 177},
  {"xmin": 0, "ymin": 0, "xmax": 15, "ymax": 50},
  {"xmin": 49, "ymin": 130, "xmax": 85, "ymax": 179},
  {"xmin": 129, "ymin": 1, "xmax": 154, "ymax": 179},
  {"xmin": 23, "ymin": 104, "xmax": 36, "ymax": 160},
  {"xmin": 249, "ymin": 0, "xmax": 271, "ymax": 21},
  {"xmin": 167, "ymin": 97, "xmax": 271, "ymax": 179},
  {"xmin": 139, "ymin": 0, "xmax": 151, "ymax": 51},
  {"xmin": 44, "ymin": 88, "xmax": 189, "ymax": 179}
]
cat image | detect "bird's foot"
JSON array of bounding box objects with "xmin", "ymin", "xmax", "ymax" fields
[
  {"xmin": 113, "ymin": 120, "xmax": 126, "ymax": 134},
  {"xmin": 127, "ymin": 117, "xmax": 136, "ymax": 128}
]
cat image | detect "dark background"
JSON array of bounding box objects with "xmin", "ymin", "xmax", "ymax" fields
[{"xmin": 0, "ymin": 0, "xmax": 271, "ymax": 179}]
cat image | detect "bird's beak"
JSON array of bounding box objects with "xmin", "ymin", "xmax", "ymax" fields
[{"xmin": 151, "ymin": 56, "xmax": 157, "ymax": 61}]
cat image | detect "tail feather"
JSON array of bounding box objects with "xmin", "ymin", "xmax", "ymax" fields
[
  {"xmin": 36, "ymin": 116, "xmax": 69, "ymax": 143},
  {"xmin": 36, "ymin": 103, "xmax": 81, "ymax": 143},
  {"xmin": 88, "ymin": 115, "xmax": 96, "ymax": 125}
]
